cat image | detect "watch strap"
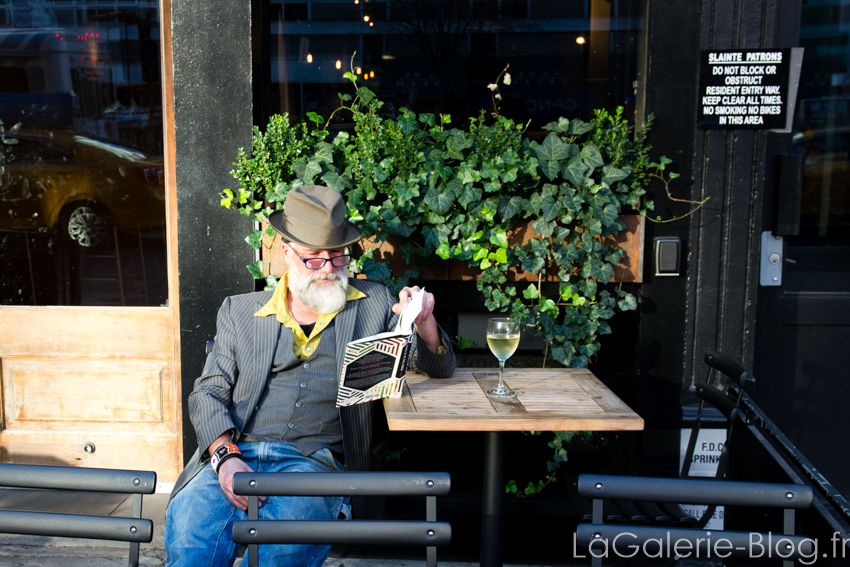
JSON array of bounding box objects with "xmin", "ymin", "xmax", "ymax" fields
[{"xmin": 210, "ymin": 443, "xmax": 243, "ymax": 474}]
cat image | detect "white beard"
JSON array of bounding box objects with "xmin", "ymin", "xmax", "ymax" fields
[{"xmin": 289, "ymin": 269, "xmax": 349, "ymax": 315}]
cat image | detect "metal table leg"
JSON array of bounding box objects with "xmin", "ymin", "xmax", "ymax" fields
[{"xmin": 480, "ymin": 430, "xmax": 505, "ymax": 567}]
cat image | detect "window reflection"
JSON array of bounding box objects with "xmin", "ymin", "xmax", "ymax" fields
[
  {"xmin": 264, "ymin": 0, "xmax": 644, "ymax": 134},
  {"xmin": 0, "ymin": 1, "xmax": 166, "ymax": 306}
]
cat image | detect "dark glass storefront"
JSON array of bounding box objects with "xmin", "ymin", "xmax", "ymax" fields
[
  {"xmin": 0, "ymin": 1, "xmax": 166, "ymax": 306},
  {"xmin": 261, "ymin": 0, "xmax": 644, "ymax": 134}
]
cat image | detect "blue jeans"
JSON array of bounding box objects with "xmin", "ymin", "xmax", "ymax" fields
[{"xmin": 165, "ymin": 441, "xmax": 349, "ymax": 567}]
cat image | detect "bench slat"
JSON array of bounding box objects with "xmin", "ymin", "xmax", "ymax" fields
[
  {"xmin": 233, "ymin": 519, "xmax": 451, "ymax": 546},
  {"xmin": 578, "ymin": 474, "xmax": 813, "ymax": 508},
  {"xmin": 0, "ymin": 510, "xmax": 153, "ymax": 543},
  {"xmin": 0, "ymin": 464, "xmax": 156, "ymax": 494}
]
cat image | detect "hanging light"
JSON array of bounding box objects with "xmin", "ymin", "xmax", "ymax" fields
[
  {"xmin": 369, "ymin": 70, "xmax": 375, "ymax": 78},
  {"xmin": 335, "ymin": 60, "xmax": 342, "ymax": 70},
  {"xmin": 307, "ymin": 52, "xmax": 313, "ymax": 63},
  {"xmin": 576, "ymin": 36, "xmax": 586, "ymax": 45},
  {"xmin": 356, "ymin": 66, "xmax": 362, "ymax": 74},
  {"xmin": 363, "ymin": 15, "xmax": 370, "ymax": 22}
]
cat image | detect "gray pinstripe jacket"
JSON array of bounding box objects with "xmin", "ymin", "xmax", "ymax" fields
[{"xmin": 171, "ymin": 279, "xmax": 456, "ymax": 512}]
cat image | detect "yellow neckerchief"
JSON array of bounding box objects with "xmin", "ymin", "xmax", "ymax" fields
[{"xmin": 254, "ymin": 271, "xmax": 365, "ymax": 359}]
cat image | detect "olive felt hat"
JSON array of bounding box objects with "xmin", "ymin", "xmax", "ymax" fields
[{"xmin": 267, "ymin": 185, "xmax": 363, "ymax": 250}]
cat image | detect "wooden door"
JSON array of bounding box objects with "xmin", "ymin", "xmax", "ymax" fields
[{"xmin": 0, "ymin": 1, "xmax": 182, "ymax": 484}]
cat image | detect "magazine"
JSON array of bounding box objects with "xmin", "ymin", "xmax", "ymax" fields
[{"xmin": 335, "ymin": 288, "xmax": 425, "ymax": 407}]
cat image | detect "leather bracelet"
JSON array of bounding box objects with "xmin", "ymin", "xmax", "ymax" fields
[{"xmin": 210, "ymin": 443, "xmax": 243, "ymax": 474}]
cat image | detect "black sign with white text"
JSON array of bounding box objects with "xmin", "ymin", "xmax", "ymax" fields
[{"xmin": 698, "ymin": 49, "xmax": 792, "ymax": 129}]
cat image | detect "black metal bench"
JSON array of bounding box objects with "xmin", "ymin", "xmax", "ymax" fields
[
  {"xmin": 0, "ymin": 463, "xmax": 157, "ymax": 567},
  {"xmin": 231, "ymin": 471, "xmax": 451, "ymax": 567},
  {"xmin": 576, "ymin": 474, "xmax": 814, "ymax": 566}
]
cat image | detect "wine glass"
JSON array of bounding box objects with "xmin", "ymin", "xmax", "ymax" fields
[{"xmin": 486, "ymin": 318, "xmax": 521, "ymax": 398}]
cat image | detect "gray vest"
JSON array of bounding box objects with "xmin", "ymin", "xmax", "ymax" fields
[{"xmin": 242, "ymin": 322, "xmax": 342, "ymax": 457}]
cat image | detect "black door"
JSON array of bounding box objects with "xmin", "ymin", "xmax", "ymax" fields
[{"xmin": 756, "ymin": 0, "xmax": 850, "ymax": 500}]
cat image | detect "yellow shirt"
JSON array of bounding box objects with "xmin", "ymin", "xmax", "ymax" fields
[{"xmin": 254, "ymin": 271, "xmax": 366, "ymax": 359}]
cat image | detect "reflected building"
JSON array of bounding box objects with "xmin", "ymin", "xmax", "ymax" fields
[{"xmin": 0, "ymin": 0, "xmax": 166, "ymax": 306}]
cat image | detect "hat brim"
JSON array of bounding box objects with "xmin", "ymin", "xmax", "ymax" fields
[{"xmin": 267, "ymin": 209, "xmax": 363, "ymax": 250}]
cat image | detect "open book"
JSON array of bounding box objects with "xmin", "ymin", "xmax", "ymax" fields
[{"xmin": 335, "ymin": 288, "xmax": 425, "ymax": 407}]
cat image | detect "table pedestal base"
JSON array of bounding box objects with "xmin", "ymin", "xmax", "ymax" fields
[{"xmin": 480, "ymin": 431, "xmax": 505, "ymax": 567}]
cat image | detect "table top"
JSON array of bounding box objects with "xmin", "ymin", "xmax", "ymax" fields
[{"xmin": 384, "ymin": 367, "xmax": 644, "ymax": 432}]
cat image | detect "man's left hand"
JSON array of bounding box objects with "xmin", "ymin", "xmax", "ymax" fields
[{"xmin": 393, "ymin": 286, "xmax": 442, "ymax": 354}]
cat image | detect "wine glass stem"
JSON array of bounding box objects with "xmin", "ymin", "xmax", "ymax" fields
[{"xmin": 498, "ymin": 360, "xmax": 506, "ymax": 390}]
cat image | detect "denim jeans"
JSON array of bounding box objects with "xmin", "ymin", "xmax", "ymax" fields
[{"xmin": 165, "ymin": 441, "xmax": 349, "ymax": 567}]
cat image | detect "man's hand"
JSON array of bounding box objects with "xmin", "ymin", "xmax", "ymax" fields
[
  {"xmin": 393, "ymin": 286, "xmax": 442, "ymax": 353},
  {"xmin": 217, "ymin": 457, "xmax": 264, "ymax": 510}
]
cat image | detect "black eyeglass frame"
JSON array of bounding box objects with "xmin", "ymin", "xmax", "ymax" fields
[{"xmin": 292, "ymin": 252, "xmax": 351, "ymax": 270}]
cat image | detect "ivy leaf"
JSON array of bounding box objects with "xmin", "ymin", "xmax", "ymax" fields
[
  {"xmin": 601, "ymin": 165, "xmax": 629, "ymax": 184},
  {"xmin": 220, "ymin": 189, "xmax": 234, "ymax": 208},
  {"xmin": 523, "ymin": 284, "xmax": 540, "ymax": 299},
  {"xmin": 488, "ymin": 229, "xmax": 508, "ymax": 248},
  {"xmin": 618, "ymin": 293, "xmax": 638, "ymax": 311},
  {"xmin": 321, "ymin": 171, "xmax": 351, "ymax": 192},
  {"xmin": 314, "ymin": 141, "xmax": 335, "ymax": 163},
  {"xmin": 245, "ymin": 230, "xmax": 264, "ymax": 250},
  {"xmin": 534, "ymin": 132, "xmax": 571, "ymax": 162},
  {"xmin": 580, "ymin": 143, "xmax": 604, "ymax": 169},
  {"xmin": 594, "ymin": 262, "xmax": 615, "ymax": 283},
  {"xmin": 394, "ymin": 179, "xmax": 420, "ymax": 202},
  {"xmin": 532, "ymin": 216, "xmax": 556, "ymax": 238},
  {"xmin": 562, "ymin": 155, "xmax": 587, "ymax": 186},
  {"xmin": 459, "ymin": 184, "xmax": 482, "ymax": 208},
  {"xmin": 489, "ymin": 247, "xmax": 508, "ymax": 264},
  {"xmin": 599, "ymin": 203, "xmax": 620, "ymax": 227},
  {"xmin": 247, "ymin": 260, "xmax": 265, "ymax": 280},
  {"xmin": 293, "ymin": 157, "xmax": 322, "ymax": 183},
  {"xmin": 421, "ymin": 223, "xmax": 451, "ymax": 250},
  {"xmin": 498, "ymin": 196, "xmax": 523, "ymax": 221},
  {"xmin": 436, "ymin": 241, "xmax": 451, "ymax": 260},
  {"xmin": 567, "ymin": 119, "xmax": 593, "ymax": 136},
  {"xmin": 425, "ymin": 186, "xmax": 455, "ymax": 215}
]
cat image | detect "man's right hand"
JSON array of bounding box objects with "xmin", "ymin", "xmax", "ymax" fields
[{"xmin": 217, "ymin": 456, "xmax": 264, "ymax": 510}]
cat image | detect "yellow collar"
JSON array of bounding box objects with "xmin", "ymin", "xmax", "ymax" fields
[{"xmin": 254, "ymin": 272, "xmax": 365, "ymax": 359}]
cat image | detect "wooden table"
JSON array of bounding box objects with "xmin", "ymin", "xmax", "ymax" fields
[{"xmin": 384, "ymin": 368, "xmax": 644, "ymax": 567}]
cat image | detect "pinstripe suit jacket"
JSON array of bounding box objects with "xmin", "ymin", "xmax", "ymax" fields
[{"xmin": 171, "ymin": 278, "xmax": 456, "ymax": 512}]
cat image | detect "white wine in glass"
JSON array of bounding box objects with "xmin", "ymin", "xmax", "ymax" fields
[{"xmin": 486, "ymin": 318, "xmax": 520, "ymax": 397}]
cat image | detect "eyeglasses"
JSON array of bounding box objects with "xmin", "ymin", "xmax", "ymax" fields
[{"xmin": 292, "ymin": 251, "xmax": 351, "ymax": 270}]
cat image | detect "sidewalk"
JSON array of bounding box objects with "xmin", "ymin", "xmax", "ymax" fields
[{"xmin": 0, "ymin": 489, "xmax": 557, "ymax": 567}]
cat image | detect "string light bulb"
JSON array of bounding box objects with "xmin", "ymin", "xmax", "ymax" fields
[
  {"xmin": 356, "ymin": 66, "xmax": 362, "ymax": 74},
  {"xmin": 307, "ymin": 52, "xmax": 313, "ymax": 63},
  {"xmin": 335, "ymin": 60, "xmax": 342, "ymax": 69},
  {"xmin": 576, "ymin": 36, "xmax": 586, "ymax": 45}
]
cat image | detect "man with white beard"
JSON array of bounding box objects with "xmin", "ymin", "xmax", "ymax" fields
[{"xmin": 164, "ymin": 185, "xmax": 456, "ymax": 567}]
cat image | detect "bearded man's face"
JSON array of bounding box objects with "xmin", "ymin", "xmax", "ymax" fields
[{"xmin": 286, "ymin": 244, "xmax": 349, "ymax": 314}]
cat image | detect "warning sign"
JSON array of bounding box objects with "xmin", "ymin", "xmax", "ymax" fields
[{"xmin": 698, "ymin": 49, "xmax": 792, "ymax": 129}]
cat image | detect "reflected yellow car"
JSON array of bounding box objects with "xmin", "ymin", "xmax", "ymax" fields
[{"xmin": 0, "ymin": 131, "xmax": 165, "ymax": 247}]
